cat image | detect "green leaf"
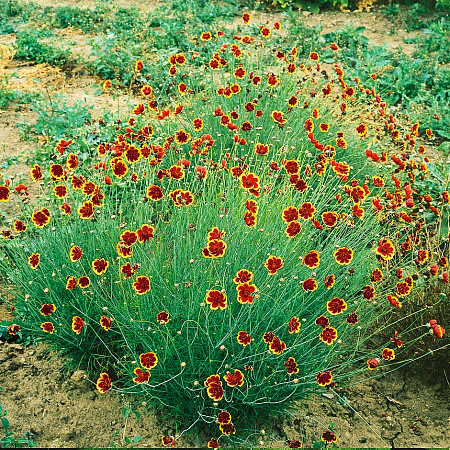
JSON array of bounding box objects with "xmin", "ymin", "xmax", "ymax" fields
[
  {"xmin": 427, "ymin": 162, "xmax": 445, "ymax": 183},
  {"xmin": 1, "ymin": 417, "xmax": 9, "ymax": 432},
  {"xmin": 131, "ymin": 436, "xmax": 142, "ymax": 442},
  {"xmin": 122, "ymin": 406, "xmax": 132, "ymax": 419},
  {"xmin": 437, "ymin": 141, "xmax": 450, "ymax": 155}
]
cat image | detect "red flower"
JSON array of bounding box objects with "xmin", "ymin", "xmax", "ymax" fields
[
  {"xmin": 269, "ymin": 336, "xmax": 286, "ymax": 354},
  {"xmin": 304, "ymin": 118, "xmax": 314, "ymax": 133},
  {"xmin": 161, "ymin": 436, "xmax": 175, "ymax": 447},
  {"xmin": 13, "ymin": 220, "xmax": 27, "ymax": 233},
  {"xmin": 69, "ymin": 245, "xmax": 82, "ymax": 262},
  {"xmin": 321, "ymin": 431, "xmax": 337, "ymax": 444},
  {"xmin": 321, "ymin": 211, "xmax": 339, "ymax": 228},
  {"xmin": 288, "ymin": 316, "xmax": 301, "ymax": 334},
  {"xmin": 362, "ymin": 285, "xmax": 375, "ymax": 300},
  {"xmin": 255, "ymin": 143, "xmax": 269, "ymax": 155},
  {"xmin": 260, "ymin": 26, "xmax": 271, "ymax": 38},
  {"xmin": 31, "ymin": 209, "xmax": 51, "ymax": 228},
  {"xmin": 205, "ymin": 290, "xmax": 227, "ymax": 310},
  {"xmin": 370, "ymin": 268, "xmax": 384, "ymax": 282},
  {"xmin": 242, "ymin": 12, "xmax": 251, "ymax": 24},
  {"xmin": 315, "ymin": 315, "xmax": 330, "ymax": 328},
  {"xmin": 346, "ymin": 312, "xmax": 358, "ymax": 324},
  {"xmin": 205, "ymin": 375, "xmax": 224, "ymax": 401},
  {"xmin": 92, "ymin": 258, "xmax": 109, "ymax": 275},
  {"xmin": 157, "ymin": 311, "xmax": 170, "ymax": 325},
  {"xmin": 284, "ymin": 357, "xmax": 299, "ymax": 375},
  {"xmin": 236, "ymin": 283, "xmax": 257, "ymax": 304},
  {"xmin": 324, "ymin": 274, "xmax": 335, "ymax": 290},
  {"xmin": 244, "ymin": 211, "xmax": 257, "ymax": 227},
  {"xmin": 96, "ymin": 373, "xmax": 112, "ymax": 393},
  {"xmin": 205, "ymin": 239, "xmax": 227, "ymax": 258},
  {"xmin": 135, "ymin": 60, "xmax": 143, "ymax": 72},
  {"xmin": 7, "ymin": 324, "xmax": 21, "ymax": 335},
  {"xmin": 207, "ymin": 227, "xmax": 226, "ymax": 241},
  {"xmin": 319, "ymin": 326, "xmax": 338, "ymax": 345},
  {"xmin": 40, "ymin": 322, "xmax": 54, "ymax": 334},
  {"xmin": 28, "ymin": 253, "xmax": 40, "ymax": 270},
  {"xmin": 133, "ymin": 276, "xmax": 151, "ymax": 295},
  {"xmin": 333, "ymin": 247, "xmax": 354, "ymax": 265},
  {"xmin": 219, "ymin": 423, "xmax": 236, "ymax": 435},
  {"xmin": 208, "ymin": 438, "xmax": 221, "ymax": 448},
  {"xmin": 66, "ymin": 276, "xmax": 77, "ymax": 291},
  {"xmin": 375, "ymin": 238, "xmax": 395, "ymax": 261},
  {"xmin": 388, "ymin": 295, "xmax": 402, "ymax": 308},
  {"xmin": 120, "ymin": 230, "xmax": 138, "ymax": 246},
  {"xmin": 240, "ymin": 172, "xmax": 260, "ymax": 191},
  {"xmin": 237, "ymin": 330, "xmax": 251, "ymax": 346},
  {"xmin": 288, "ymin": 95, "xmax": 298, "ymax": 107},
  {"xmin": 201, "ymin": 31, "xmax": 212, "ymax": 41},
  {"xmin": 265, "ymin": 255, "xmax": 284, "ymax": 275},
  {"xmin": 282, "ymin": 206, "xmax": 299, "ymax": 223},
  {"xmin": 77, "ymin": 201, "xmax": 95, "ymax": 220},
  {"xmin": 432, "ymin": 325, "xmax": 445, "ymax": 338},
  {"xmin": 110, "ymin": 157, "xmax": 129, "ymax": 178},
  {"xmin": 356, "ymin": 123, "xmax": 368, "ymax": 137},
  {"xmin": 100, "ymin": 316, "xmax": 113, "ymax": 331},
  {"xmin": 286, "ymin": 221, "xmax": 302, "ymax": 238},
  {"xmin": 146, "ymin": 185, "xmax": 164, "ymax": 201},
  {"xmin": 72, "ymin": 316, "xmax": 85, "ymax": 334},
  {"xmin": 141, "ymin": 84, "xmax": 153, "ymax": 96},
  {"xmin": 117, "ymin": 241, "xmax": 133, "ymax": 259},
  {"xmin": 367, "ymin": 358, "xmax": 379, "ymax": 370},
  {"xmin": 133, "ymin": 103, "xmax": 145, "ymax": 115},
  {"xmin": 298, "ymin": 202, "xmax": 316, "ymax": 220},
  {"xmin": 263, "ymin": 331, "xmax": 275, "ymax": 343},
  {"xmin": 284, "ymin": 160, "xmax": 299, "ymax": 175},
  {"xmin": 327, "ymin": 297, "xmax": 347, "ymax": 315},
  {"xmin": 40, "ymin": 304, "xmax": 56, "ymax": 316},
  {"xmin": 396, "ymin": 281, "xmax": 411, "ymax": 297},
  {"xmin": 133, "ymin": 368, "xmax": 151, "ymax": 384},
  {"xmin": 53, "ymin": 185, "xmax": 67, "ymax": 199},
  {"xmin": 316, "ymin": 370, "xmax": 332, "ymax": 386},
  {"xmin": 140, "ymin": 352, "xmax": 158, "ymax": 369},
  {"xmin": 233, "ymin": 269, "xmax": 253, "ymax": 284},
  {"xmin": 224, "ymin": 369, "xmax": 244, "ymax": 387},
  {"xmin": 381, "ymin": 348, "xmax": 395, "ymax": 361},
  {"xmin": 302, "ymin": 250, "xmax": 320, "ymax": 269},
  {"xmin": 78, "ymin": 276, "xmax": 90, "ymax": 289},
  {"xmin": 217, "ymin": 411, "xmax": 231, "ymax": 425},
  {"xmin": 50, "ymin": 164, "xmax": 65, "ymax": 180},
  {"xmin": 271, "ymin": 110, "xmax": 287, "ymax": 126},
  {"xmin": 288, "ymin": 440, "xmax": 303, "ymax": 448},
  {"xmin": 137, "ymin": 224, "xmax": 154, "ymax": 243},
  {"xmin": 309, "ymin": 51, "xmax": 319, "ymax": 61},
  {"xmin": 30, "ymin": 164, "xmax": 43, "ymax": 182}
]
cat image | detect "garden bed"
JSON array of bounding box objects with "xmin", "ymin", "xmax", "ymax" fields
[{"xmin": 1, "ymin": 0, "xmax": 449, "ymax": 448}]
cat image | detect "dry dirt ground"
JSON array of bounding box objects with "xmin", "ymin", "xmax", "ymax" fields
[
  {"xmin": 1, "ymin": 297, "xmax": 449, "ymax": 448},
  {"xmin": 1, "ymin": 1, "xmax": 450, "ymax": 448}
]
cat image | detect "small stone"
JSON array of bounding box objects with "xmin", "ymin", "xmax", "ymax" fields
[
  {"xmin": 322, "ymin": 392, "xmax": 334, "ymax": 399},
  {"xmin": 302, "ymin": 10, "xmax": 311, "ymax": 16},
  {"xmin": 70, "ymin": 370, "xmax": 87, "ymax": 381}
]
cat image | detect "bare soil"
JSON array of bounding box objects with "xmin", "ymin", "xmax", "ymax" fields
[
  {"xmin": 1, "ymin": 296, "xmax": 449, "ymax": 447},
  {"xmin": 1, "ymin": 1, "xmax": 450, "ymax": 448}
]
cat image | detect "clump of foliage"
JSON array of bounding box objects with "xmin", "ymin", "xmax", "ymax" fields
[
  {"xmin": 15, "ymin": 29, "xmax": 73, "ymax": 69},
  {"xmin": 0, "ymin": 14, "xmax": 448, "ymax": 448}
]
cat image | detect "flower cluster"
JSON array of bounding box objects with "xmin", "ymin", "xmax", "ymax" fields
[{"xmin": 0, "ymin": 12, "xmax": 447, "ymax": 446}]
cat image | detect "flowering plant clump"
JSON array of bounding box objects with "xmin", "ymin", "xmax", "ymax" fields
[{"xmin": 0, "ymin": 15, "xmax": 448, "ymax": 445}]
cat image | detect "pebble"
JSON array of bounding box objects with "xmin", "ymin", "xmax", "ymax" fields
[{"xmin": 70, "ymin": 370, "xmax": 87, "ymax": 381}]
